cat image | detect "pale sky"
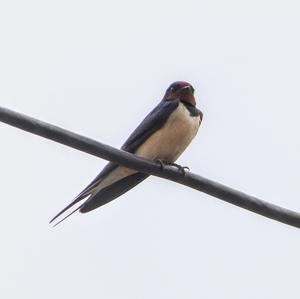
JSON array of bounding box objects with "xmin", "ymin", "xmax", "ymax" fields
[{"xmin": 1, "ymin": 1, "xmax": 300, "ymax": 298}]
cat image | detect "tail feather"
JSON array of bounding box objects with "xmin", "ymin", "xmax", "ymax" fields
[
  {"xmin": 52, "ymin": 204, "xmax": 83, "ymax": 227},
  {"xmin": 49, "ymin": 192, "xmax": 90, "ymax": 224},
  {"xmin": 50, "ymin": 172, "xmax": 149, "ymax": 226}
]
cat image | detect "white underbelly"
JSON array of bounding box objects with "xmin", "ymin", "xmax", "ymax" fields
[{"xmin": 135, "ymin": 102, "xmax": 200, "ymax": 162}]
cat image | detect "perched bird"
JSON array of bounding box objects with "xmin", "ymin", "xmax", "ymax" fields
[{"xmin": 50, "ymin": 81, "xmax": 203, "ymax": 225}]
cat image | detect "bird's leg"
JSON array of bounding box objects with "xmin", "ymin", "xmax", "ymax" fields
[{"xmin": 156, "ymin": 159, "xmax": 167, "ymax": 170}]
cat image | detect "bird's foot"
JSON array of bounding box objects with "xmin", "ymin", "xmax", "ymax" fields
[
  {"xmin": 168, "ymin": 162, "xmax": 190, "ymax": 175},
  {"xmin": 155, "ymin": 160, "xmax": 190, "ymax": 175}
]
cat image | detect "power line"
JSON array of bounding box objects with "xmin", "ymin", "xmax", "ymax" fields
[{"xmin": 0, "ymin": 106, "xmax": 299, "ymax": 229}]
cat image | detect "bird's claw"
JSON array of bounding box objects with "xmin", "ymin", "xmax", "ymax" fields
[
  {"xmin": 168, "ymin": 162, "xmax": 190, "ymax": 175},
  {"xmin": 156, "ymin": 160, "xmax": 190, "ymax": 175}
]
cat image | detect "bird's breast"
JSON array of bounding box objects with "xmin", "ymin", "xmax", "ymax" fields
[{"xmin": 135, "ymin": 102, "xmax": 201, "ymax": 162}]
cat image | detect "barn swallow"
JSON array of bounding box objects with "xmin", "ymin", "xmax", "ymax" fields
[{"xmin": 50, "ymin": 81, "xmax": 203, "ymax": 225}]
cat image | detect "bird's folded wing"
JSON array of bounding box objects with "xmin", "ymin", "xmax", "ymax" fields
[{"xmin": 80, "ymin": 172, "xmax": 149, "ymax": 213}]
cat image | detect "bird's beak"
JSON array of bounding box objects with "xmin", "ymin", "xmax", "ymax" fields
[{"xmin": 178, "ymin": 86, "xmax": 196, "ymax": 106}]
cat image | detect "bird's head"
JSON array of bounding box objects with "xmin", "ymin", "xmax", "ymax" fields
[{"xmin": 163, "ymin": 81, "xmax": 196, "ymax": 107}]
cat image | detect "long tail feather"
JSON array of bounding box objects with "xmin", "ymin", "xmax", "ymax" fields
[
  {"xmin": 49, "ymin": 193, "xmax": 90, "ymax": 224},
  {"xmin": 52, "ymin": 204, "xmax": 83, "ymax": 227}
]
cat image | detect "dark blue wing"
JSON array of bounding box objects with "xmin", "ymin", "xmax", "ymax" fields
[
  {"xmin": 77, "ymin": 100, "xmax": 180, "ymax": 213},
  {"xmin": 80, "ymin": 172, "xmax": 149, "ymax": 213},
  {"xmin": 50, "ymin": 100, "xmax": 179, "ymax": 224},
  {"xmin": 77, "ymin": 99, "xmax": 179, "ymax": 187},
  {"xmin": 121, "ymin": 99, "xmax": 179, "ymax": 152}
]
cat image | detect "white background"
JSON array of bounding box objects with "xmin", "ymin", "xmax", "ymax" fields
[{"xmin": 1, "ymin": 1, "xmax": 300, "ymax": 298}]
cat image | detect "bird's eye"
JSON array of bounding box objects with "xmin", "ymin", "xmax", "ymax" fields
[{"xmin": 169, "ymin": 85, "xmax": 178, "ymax": 93}]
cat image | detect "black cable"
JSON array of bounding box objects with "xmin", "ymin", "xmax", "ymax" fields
[{"xmin": 1, "ymin": 106, "xmax": 299, "ymax": 229}]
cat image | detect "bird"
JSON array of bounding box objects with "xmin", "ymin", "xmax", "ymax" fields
[{"xmin": 50, "ymin": 81, "xmax": 203, "ymax": 225}]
